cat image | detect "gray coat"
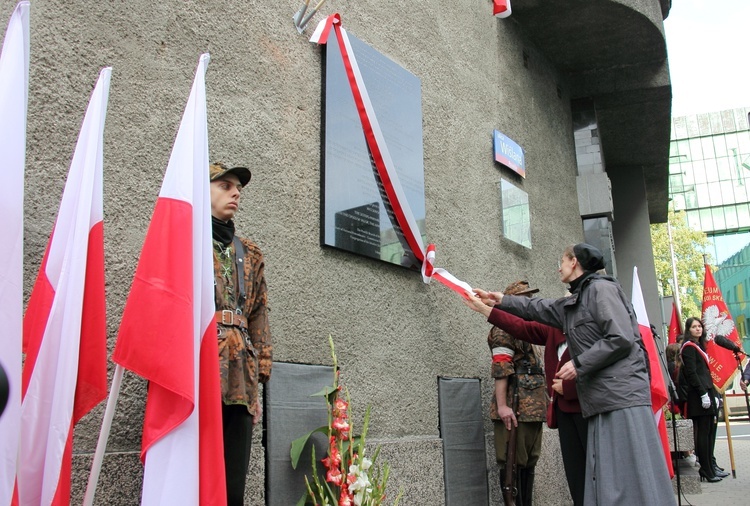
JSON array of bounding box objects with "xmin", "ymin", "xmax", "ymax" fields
[{"xmin": 499, "ymin": 275, "xmax": 652, "ymax": 418}]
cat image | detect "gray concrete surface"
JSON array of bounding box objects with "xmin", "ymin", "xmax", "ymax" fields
[{"xmin": 680, "ymin": 421, "xmax": 750, "ymax": 505}]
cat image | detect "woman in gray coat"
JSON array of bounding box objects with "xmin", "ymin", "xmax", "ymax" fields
[{"xmin": 465, "ymin": 243, "xmax": 675, "ymax": 506}]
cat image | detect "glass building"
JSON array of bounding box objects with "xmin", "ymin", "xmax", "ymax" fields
[{"xmin": 669, "ymin": 106, "xmax": 750, "ymax": 347}]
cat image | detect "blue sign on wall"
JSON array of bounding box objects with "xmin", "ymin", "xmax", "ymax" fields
[{"xmin": 493, "ymin": 130, "xmax": 526, "ymax": 178}]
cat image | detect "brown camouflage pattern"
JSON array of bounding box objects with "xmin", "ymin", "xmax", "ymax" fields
[
  {"xmin": 488, "ymin": 326, "xmax": 547, "ymax": 422},
  {"xmin": 214, "ymin": 237, "xmax": 272, "ymax": 418}
]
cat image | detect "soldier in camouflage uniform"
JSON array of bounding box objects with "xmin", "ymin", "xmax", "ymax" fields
[
  {"xmin": 210, "ymin": 162, "xmax": 272, "ymax": 506},
  {"xmin": 489, "ymin": 281, "xmax": 547, "ymax": 506}
]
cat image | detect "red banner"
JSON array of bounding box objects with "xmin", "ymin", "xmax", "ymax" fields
[
  {"xmin": 668, "ymin": 302, "xmax": 682, "ymax": 344},
  {"xmin": 701, "ymin": 264, "xmax": 743, "ymax": 390}
]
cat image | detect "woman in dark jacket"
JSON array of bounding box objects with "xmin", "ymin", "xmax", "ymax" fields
[
  {"xmin": 679, "ymin": 317, "xmax": 727, "ymax": 481},
  {"xmin": 465, "ymin": 243, "xmax": 675, "ymax": 505}
]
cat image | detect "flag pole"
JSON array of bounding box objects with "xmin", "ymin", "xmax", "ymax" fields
[
  {"xmin": 83, "ymin": 364, "xmax": 125, "ymax": 506},
  {"xmin": 667, "ymin": 217, "xmax": 682, "ymax": 318},
  {"xmin": 721, "ymin": 392, "xmax": 737, "ymax": 478}
]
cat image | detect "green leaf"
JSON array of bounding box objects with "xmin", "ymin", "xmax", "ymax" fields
[
  {"xmin": 310, "ymin": 384, "xmax": 337, "ymax": 397},
  {"xmin": 290, "ymin": 425, "xmax": 328, "ymax": 469}
]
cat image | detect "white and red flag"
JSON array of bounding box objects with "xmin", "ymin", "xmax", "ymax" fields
[
  {"xmin": 493, "ymin": 0, "xmax": 512, "ymax": 18},
  {"xmin": 19, "ymin": 67, "xmax": 110, "ymax": 505},
  {"xmin": 112, "ymin": 53, "xmax": 226, "ymax": 505},
  {"xmin": 668, "ymin": 301, "xmax": 682, "ymax": 345},
  {"xmin": 701, "ymin": 264, "xmax": 742, "ymax": 391},
  {"xmin": 0, "ymin": 1, "xmax": 30, "ymax": 503},
  {"xmin": 631, "ymin": 267, "xmax": 674, "ymax": 478}
]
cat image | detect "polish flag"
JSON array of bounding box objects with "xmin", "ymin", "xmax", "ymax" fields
[
  {"xmin": 19, "ymin": 67, "xmax": 110, "ymax": 505},
  {"xmin": 632, "ymin": 267, "xmax": 674, "ymax": 478},
  {"xmin": 667, "ymin": 302, "xmax": 682, "ymax": 345},
  {"xmin": 701, "ymin": 264, "xmax": 742, "ymax": 391},
  {"xmin": 111, "ymin": 54, "xmax": 226, "ymax": 505},
  {"xmin": 493, "ymin": 0, "xmax": 512, "ymax": 18},
  {"xmin": 0, "ymin": 2, "xmax": 30, "ymax": 503}
]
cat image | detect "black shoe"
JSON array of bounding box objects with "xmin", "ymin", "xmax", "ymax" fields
[
  {"xmin": 713, "ymin": 468, "xmax": 730, "ymax": 478},
  {"xmin": 699, "ymin": 469, "xmax": 722, "ymax": 482}
]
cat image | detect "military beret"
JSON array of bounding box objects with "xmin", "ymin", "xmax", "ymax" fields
[{"xmin": 573, "ymin": 243, "xmax": 605, "ymax": 272}]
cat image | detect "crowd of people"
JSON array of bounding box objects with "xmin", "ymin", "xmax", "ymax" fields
[
  {"xmin": 465, "ymin": 242, "xmax": 691, "ymax": 506},
  {"xmin": 207, "ymin": 159, "xmax": 740, "ymax": 506}
]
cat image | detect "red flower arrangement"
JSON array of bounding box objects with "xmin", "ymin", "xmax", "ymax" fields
[{"xmin": 291, "ymin": 336, "xmax": 401, "ymax": 506}]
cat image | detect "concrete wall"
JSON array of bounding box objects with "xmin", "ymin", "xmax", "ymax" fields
[{"xmin": 10, "ymin": 0, "xmax": 615, "ymax": 504}]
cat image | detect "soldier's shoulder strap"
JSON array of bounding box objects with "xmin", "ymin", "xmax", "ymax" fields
[{"xmin": 232, "ymin": 235, "xmax": 247, "ymax": 305}]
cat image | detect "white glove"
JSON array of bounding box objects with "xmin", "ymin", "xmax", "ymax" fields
[{"xmin": 701, "ymin": 393, "xmax": 711, "ymax": 409}]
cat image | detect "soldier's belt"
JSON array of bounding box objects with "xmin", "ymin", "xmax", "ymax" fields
[
  {"xmin": 515, "ymin": 365, "xmax": 543, "ymax": 375},
  {"xmin": 215, "ymin": 310, "xmax": 248, "ymax": 330}
]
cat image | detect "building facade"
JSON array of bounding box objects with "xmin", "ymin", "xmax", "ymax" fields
[
  {"xmin": 10, "ymin": 0, "xmax": 672, "ymax": 504},
  {"xmin": 669, "ymin": 107, "xmax": 750, "ymax": 347}
]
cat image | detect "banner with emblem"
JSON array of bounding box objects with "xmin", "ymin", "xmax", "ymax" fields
[{"xmin": 701, "ymin": 263, "xmax": 742, "ymax": 391}]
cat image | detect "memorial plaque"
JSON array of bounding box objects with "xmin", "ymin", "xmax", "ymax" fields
[
  {"xmin": 322, "ymin": 32, "xmax": 426, "ymax": 270},
  {"xmin": 500, "ymin": 179, "xmax": 531, "ymax": 248}
]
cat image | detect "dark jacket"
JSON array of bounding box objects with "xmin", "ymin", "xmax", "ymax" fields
[
  {"xmin": 679, "ymin": 340, "xmax": 716, "ymax": 418},
  {"xmin": 487, "ymin": 308, "xmax": 580, "ymax": 427},
  {"xmin": 499, "ymin": 275, "xmax": 651, "ymax": 418}
]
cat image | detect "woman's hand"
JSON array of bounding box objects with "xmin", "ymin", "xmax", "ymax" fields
[
  {"xmin": 551, "ymin": 378, "xmax": 564, "ymax": 395},
  {"xmin": 473, "ymin": 288, "xmax": 503, "ymax": 306},
  {"xmin": 556, "ymin": 361, "xmax": 577, "ymax": 381},
  {"xmin": 463, "ymin": 293, "xmax": 492, "ymax": 317}
]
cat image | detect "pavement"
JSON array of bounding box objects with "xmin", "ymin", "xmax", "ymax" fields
[{"xmin": 677, "ymin": 420, "xmax": 750, "ymax": 505}]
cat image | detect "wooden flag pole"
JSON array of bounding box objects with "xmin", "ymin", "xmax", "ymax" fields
[
  {"xmin": 83, "ymin": 364, "xmax": 125, "ymax": 505},
  {"xmin": 721, "ymin": 391, "xmax": 737, "ymax": 479}
]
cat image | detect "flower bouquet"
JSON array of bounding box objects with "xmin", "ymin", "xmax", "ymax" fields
[{"xmin": 290, "ymin": 336, "xmax": 402, "ymax": 506}]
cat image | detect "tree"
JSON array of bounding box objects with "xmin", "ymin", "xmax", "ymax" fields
[{"xmin": 650, "ymin": 209, "xmax": 712, "ymax": 322}]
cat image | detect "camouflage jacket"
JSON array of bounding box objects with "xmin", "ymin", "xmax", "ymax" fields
[
  {"xmin": 214, "ymin": 237, "xmax": 272, "ymax": 417},
  {"xmin": 488, "ymin": 326, "xmax": 547, "ymax": 422}
]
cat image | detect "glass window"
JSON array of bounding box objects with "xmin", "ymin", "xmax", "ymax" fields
[
  {"xmin": 708, "ymin": 182, "xmax": 722, "ymax": 206},
  {"xmin": 696, "ymin": 183, "xmax": 711, "ymax": 207},
  {"xmin": 734, "ymin": 181, "xmax": 749, "ymax": 203},
  {"xmin": 739, "ymin": 132, "xmax": 750, "ymax": 154},
  {"xmin": 687, "ymin": 210, "xmax": 702, "ymax": 230},
  {"xmin": 701, "ymin": 137, "xmax": 715, "ymax": 159},
  {"xmin": 689, "ymin": 138, "xmax": 704, "ymax": 161},
  {"xmin": 676, "ymin": 139, "xmax": 690, "ymax": 158},
  {"xmin": 673, "ymin": 193, "xmax": 686, "ymax": 211},
  {"xmin": 669, "ymin": 173, "xmax": 684, "ymax": 192},
  {"xmin": 738, "ymin": 203, "xmax": 750, "ymax": 229},
  {"xmin": 699, "ymin": 208, "xmax": 714, "ymax": 231},
  {"xmin": 716, "ymin": 157, "xmax": 732, "ymax": 182},
  {"xmin": 705, "ymin": 158, "xmax": 719, "ymax": 182},
  {"xmin": 669, "ymin": 141, "xmax": 679, "ymax": 158},
  {"xmin": 684, "ymin": 188, "xmax": 698, "ymax": 209},
  {"xmin": 714, "ymin": 135, "xmax": 728, "ymax": 158},
  {"xmin": 726, "ymin": 132, "xmax": 739, "ymax": 151},
  {"xmin": 724, "ymin": 205, "xmax": 739, "ymax": 230},
  {"xmin": 669, "ymin": 160, "xmax": 683, "ymax": 174},
  {"xmin": 720, "ymin": 180, "xmax": 737, "ymax": 205},
  {"xmin": 682, "ymin": 163, "xmax": 695, "ymax": 185},
  {"xmin": 692, "ymin": 161, "xmax": 707, "ymax": 184}
]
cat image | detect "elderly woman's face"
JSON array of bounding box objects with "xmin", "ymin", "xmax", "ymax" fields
[{"xmin": 559, "ymin": 254, "xmax": 577, "ymax": 283}]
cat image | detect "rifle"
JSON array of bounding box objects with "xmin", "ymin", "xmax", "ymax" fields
[{"xmin": 501, "ymin": 375, "xmax": 519, "ymax": 506}]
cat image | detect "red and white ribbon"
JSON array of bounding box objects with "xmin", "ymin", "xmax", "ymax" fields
[
  {"xmin": 493, "ymin": 0, "xmax": 512, "ymax": 18},
  {"xmin": 311, "ymin": 15, "xmax": 473, "ymax": 299}
]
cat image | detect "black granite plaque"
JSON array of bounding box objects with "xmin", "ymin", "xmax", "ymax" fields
[{"xmin": 322, "ymin": 31, "xmax": 426, "ymax": 270}]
